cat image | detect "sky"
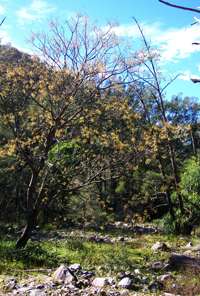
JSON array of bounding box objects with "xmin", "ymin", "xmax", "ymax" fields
[{"xmin": 1, "ymin": 0, "xmax": 200, "ymax": 100}]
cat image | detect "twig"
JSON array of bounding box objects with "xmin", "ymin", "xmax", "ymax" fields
[{"xmin": 0, "ymin": 17, "xmax": 6, "ymax": 27}]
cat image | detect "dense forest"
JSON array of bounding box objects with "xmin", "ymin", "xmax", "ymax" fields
[{"xmin": 0, "ymin": 16, "xmax": 199, "ymax": 248}]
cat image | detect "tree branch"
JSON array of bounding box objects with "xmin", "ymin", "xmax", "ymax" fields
[{"xmin": 159, "ymin": 0, "xmax": 200, "ymax": 14}]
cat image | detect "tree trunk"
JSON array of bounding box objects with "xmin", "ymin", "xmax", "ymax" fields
[
  {"xmin": 16, "ymin": 208, "xmax": 37, "ymax": 248},
  {"xmin": 16, "ymin": 170, "xmax": 39, "ymax": 249},
  {"xmin": 190, "ymin": 128, "xmax": 197, "ymax": 155},
  {"xmin": 15, "ymin": 167, "xmax": 48, "ymax": 248},
  {"xmin": 168, "ymin": 142, "xmax": 184, "ymax": 214}
]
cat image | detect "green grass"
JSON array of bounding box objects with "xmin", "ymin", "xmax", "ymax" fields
[
  {"xmin": 1, "ymin": 229, "xmax": 200, "ymax": 295},
  {"xmin": 0, "ymin": 231, "xmax": 175, "ymax": 276}
]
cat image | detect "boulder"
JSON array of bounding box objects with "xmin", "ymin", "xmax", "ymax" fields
[{"xmin": 53, "ymin": 265, "xmax": 75, "ymax": 284}]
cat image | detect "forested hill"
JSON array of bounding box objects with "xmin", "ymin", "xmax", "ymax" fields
[{"xmin": 0, "ymin": 44, "xmax": 31, "ymax": 64}]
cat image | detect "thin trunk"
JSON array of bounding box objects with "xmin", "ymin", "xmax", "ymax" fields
[
  {"xmin": 190, "ymin": 128, "xmax": 197, "ymax": 155},
  {"xmin": 16, "ymin": 208, "xmax": 37, "ymax": 248},
  {"xmin": 157, "ymin": 155, "xmax": 175, "ymax": 220},
  {"xmin": 168, "ymin": 142, "xmax": 184, "ymax": 213},
  {"xmin": 15, "ymin": 169, "xmax": 48, "ymax": 248}
]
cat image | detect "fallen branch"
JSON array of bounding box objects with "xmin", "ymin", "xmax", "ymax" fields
[{"xmin": 11, "ymin": 268, "xmax": 53, "ymax": 273}]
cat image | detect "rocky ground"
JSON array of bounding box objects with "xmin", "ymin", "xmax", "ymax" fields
[
  {"xmin": 1, "ymin": 223, "xmax": 200, "ymax": 295},
  {"xmin": 1, "ymin": 261, "xmax": 175, "ymax": 296}
]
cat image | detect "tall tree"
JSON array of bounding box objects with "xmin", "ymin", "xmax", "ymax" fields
[{"xmin": 0, "ymin": 16, "xmax": 137, "ymax": 248}]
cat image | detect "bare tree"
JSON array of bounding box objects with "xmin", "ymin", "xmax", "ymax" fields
[
  {"xmin": 128, "ymin": 18, "xmax": 184, "ymax": 218},
  {"xmin": 30, "ymin": 16, "xmax": 134, "ymax": 89}
]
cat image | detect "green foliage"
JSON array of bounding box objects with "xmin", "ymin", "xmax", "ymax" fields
[
  {"xmin": 158, "ymin": 212, "xmax": 178, "ymax": 234},
  {"xmin": 0, "ymin": 240, "xmax": 60, "ymax": 273},
  {"xmin": 115, "ymin": 180, "xmax": 126, "ymax": 194},
  {"xmin": 66, "ymin": 191, "xmax": 114, "ymax": 228},
  {"xmin": 48, "ymin": 140, "xmax": 80, "ymax": 166},
  {"xmin": 180, "ymin": 156, "xmax": 200, "ymax": 196}
]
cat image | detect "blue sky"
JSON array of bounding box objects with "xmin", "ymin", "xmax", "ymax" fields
[{"xmin": 1, "ymin": 0, "xmax": 200, "ymax": 100}]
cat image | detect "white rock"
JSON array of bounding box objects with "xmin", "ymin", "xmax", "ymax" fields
[
  {"xmin": 92, "ymin": 277, "xmax": 109, "ymax": 287},
  {"xmin": 134, "ymin": 268, "xmax": 140, "ymax": 274},
  {"xmin": 120, "ymin": 290, "xmax": 129, "ymax": 296},
  {"xmin": 64, "ymin": 272, "xmax": 74, "ymax": 284},
  {"xmin": 53, "ymin": 265, "xmax": 74, "ymax": 284},
  {"xmin": 151, "ymin": 241, "xmax": 169, "ymax": 251},
  {"xmin": 53, "ymin": 265, "xmax": 67, "ymax": 282},
  {"xmin": 69, "ymin": 263, "xmax": 81, "ymax": 272},
  {"xmin": 29, "ymin": 290, "xmax": 46, "ymax": 296},
  {"xmin": 118, "ymin": 277, "xmax": 132, "ymax": 288},
  {"xmin": 157, "ymin": 273, "xmax": 172, "ymax": 282},
  {"xmin": 185, "ymin": 241, "xmax": 193, "ymax": 248},
  {"xmin": 106, "ymin": 277, "xmax": 115, "ymax": 285}
]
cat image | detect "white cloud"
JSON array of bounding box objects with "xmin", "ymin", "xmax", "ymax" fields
[
  {"xmin": 111, "ymin": 22, "xmax": 200, "ymax": 63},
  {"xmin": 179, "ymin": 70, "xmax": 192, "ymax": 81},
  {"xmin": 17, "ymin": 0, "xmax": 55, "ymax": 25},
  {"xmin": 156, "ymin": 26, "xmax": 200, "ymax": 62},
  {"xmin": 0, "ymin": 29, "xmax": 11, "ymax": 44},
  {"xmin": 179, "ymin": 70, "xmax": 200, "ymax": 82},
  {"xmin": 0, "ymin": 4, "xmax": 6, "ymax": 15}
]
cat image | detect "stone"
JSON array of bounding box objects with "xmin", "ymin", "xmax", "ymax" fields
[
  {"xmin": 118, "ymin": 237, "xmax": 125, "ymax": 242},
  {"xmin": 120, "ymin": 290, "xmax": 129, "ymax": 296},
  {"xmin": 141, "ymin": 276, "xmax": 148, "ymax": 284},
  {"xmin": 4, "ymin": 278, "xmax": 18, "ymax": 290},
  {"xmin": 185, "ymin": 241, "xmax": 193, "ymax": 248},
  {"xmin": 134, "ymin": 268, "xmax": 140, "ymax": 274},
  {"xmin": 35, "ymin": 284, "xmax": 45, "ymax": 289},
  {"xmin": 183, "ymin": 250, "xmax": 192, "ymax": 256},
  {"xmin": 53, "ymin": 264, "xmax": 74, "ymax": 284},
  {"xmin": 69, "ymin": 263, "xmax": 81, "ymax": 272},
  {"xmin": 107, "ymin": 277, "xmax": 115, "ymax": 285},
  {"xmin": 151, "ymin": 261, "xmax": 164, "ymax": 270},
  {"xmin": 64, "ymin": 272, "xmax": 75, "ymax": 284},
  {"xmin": 151, "ymin": 241, "xmax": 170, "ymax": 251},
  {"xmin": 29, "ymin": 289, "xmax": 46, "ymax": 296},
  {"xmin": 118, "ymin": 277, "xmax": 132, "ymax": 289},
  {"xmin": 53, "ymin": 264, "xmax": 67, "ymax": 282},
  {"xmin": 148, "ymin": 280, "xmax": 163, "ymax": 292},
  {"xmin": 157, "ymin": 273, "xmax": 173, "ymax": 282},
  {"xmin": 92, "ymin": 277, "xmax": 109, "ymax": 287},
  {"xmin": 81, "ymin": 270, "xmax": 95, "ymax": 278}
]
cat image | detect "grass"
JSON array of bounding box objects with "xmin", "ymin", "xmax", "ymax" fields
[
  {"xmin": 0, "ymin": 230, "xmax": 175, "ymax": 276},
  {"xmin": 1, "ymin": 228, "xmax": 200, "ymax": 295}
]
